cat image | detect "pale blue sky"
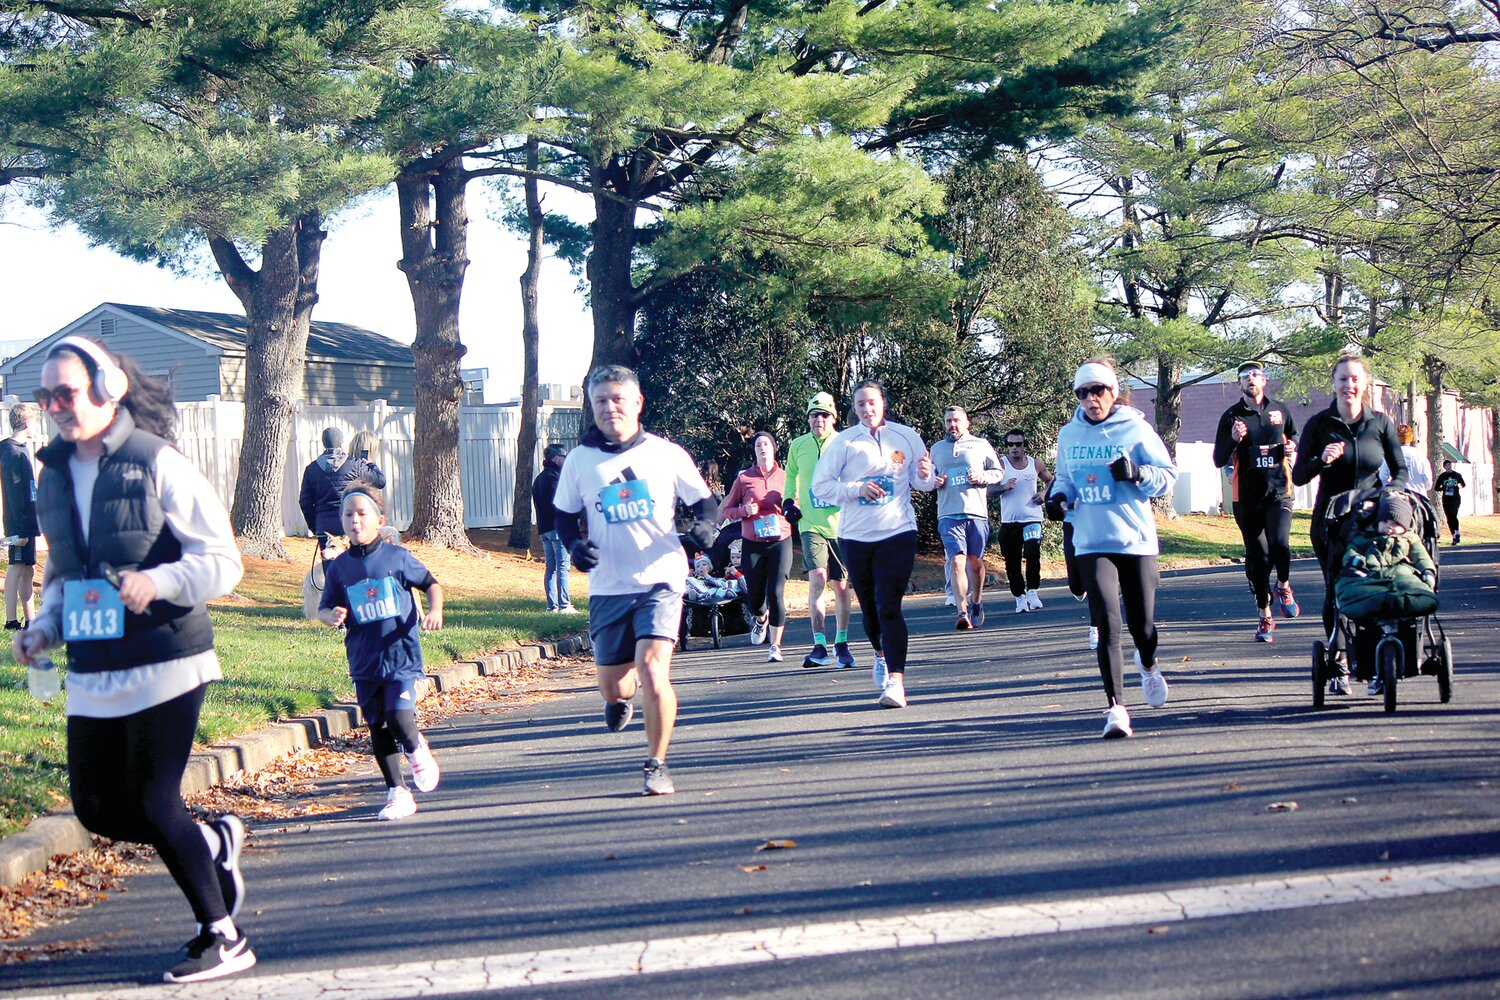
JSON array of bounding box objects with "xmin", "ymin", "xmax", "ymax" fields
[{"xmin": 0, "ymin": 186, "xmax": 594, "ymax": 403}]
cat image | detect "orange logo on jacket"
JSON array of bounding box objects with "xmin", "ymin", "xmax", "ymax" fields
[{"xmin": 891, "ymin": 451, "xmax": 906, "ymax": 466}]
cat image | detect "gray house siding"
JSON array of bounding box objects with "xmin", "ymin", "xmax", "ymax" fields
[
  {"xmin": 2, "ymin": 309, "xmax": 220, "ymax": 402},
  {"xmin": 308, "ymin": 361, "xmax": 415, "ymax": 406}
]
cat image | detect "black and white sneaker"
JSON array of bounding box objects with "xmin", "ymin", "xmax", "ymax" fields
[
  {"xmin": 643, "ymin": 758, "xmax": 675, "ymax": 795},
  {"xmin": 205, "ymin": 815, "xmax": 246, "ymax": 918},
  {"xmin": 604, "ymin": 700, "xmax": 634, "ymax": 732},
  {"xmin": 163, "ymin": 930, "xmax": 257, "ymax": 983}
]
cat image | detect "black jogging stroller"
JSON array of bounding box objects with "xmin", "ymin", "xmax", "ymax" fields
[{"xmin": 1311, "ymin": 486, "xmax": 1454, "ymax": 712}]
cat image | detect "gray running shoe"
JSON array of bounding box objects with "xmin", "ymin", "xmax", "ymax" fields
[
  {"xmin": 604, "ymin": 700, "xmax": 634, "ymax": 732},
  {"xmin": 968, "ymin": 603, "xmax": 986, "ymax": 629},
  {"xmin": 643, "ymin": 758, "xmax": 675, "ymax": 795}
]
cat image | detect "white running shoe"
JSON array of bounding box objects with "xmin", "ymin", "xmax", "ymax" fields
[
  {"xmin": 944, "ymin": 594, "xmax": 956, "ymax": 607},
  {"xmin": 1026, "ymin": 589, "xmax": 1043, "ymax": 611},
  {"xmin": 1015, "ymin": 596, "xmax": 1028, "ymax": 614},
  {"xmin": 767, "ymin": 644, "xmax": 784, "ymax": 663},
  {"xmin": 406, "ymin": 737, "xmax": 441, "ymax": 793},
  {"xmin": 878, "ymin": 674, "xmax": 907, "ymax": 708},
  {"xmin": 749, "ymin": 615, "xmax": 769, "ymax": 645},
  {"xmin": 1102, "ymin": 704, "xmax": 1133, "ymax": 738},
  {"xmin": 1088, "ymin": 626, "xmax": 1099, "ymax": 650},
  {"xmin": 377, "ymin": 786, "xmax": 417, "ymax": 820},
  {"xmin": 1136, "ymin": 650, "xmax": 1168, "ymax": 708},
  {"xmin": 872, "ymin": 654, "xmax": 889, "ymax": 689}
]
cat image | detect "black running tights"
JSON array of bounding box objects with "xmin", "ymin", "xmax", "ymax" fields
[
  {"xmin": 1062, "ymin": 521, "xmax": 1086, "ymax": 598},
  {"xmin": 67, "ymin": 684, "xmax": 226, "ymax": 925},
  {"xmin": 999, "ymin": 522, "xmax": 1041, "ymax": 596},
  {"xmin": 843, "ymin": 531, "xmax": 918, "ymax": 673},
  {"xmin": 1234, "ymin": 494, "xmax": 1293, "ymax": 610},
  {"xmin": 742, "ymin": 536, "xmax": 793, "ymax": 627},
  {"xmin": 1079, "ymin": 553, "xmax": 1159, "ymax": 707},
  {"xmin": 362, "ymin": 696, "xmax": 422, "ymax": 789}
]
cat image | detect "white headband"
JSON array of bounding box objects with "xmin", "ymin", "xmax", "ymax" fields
[{"xmin": 1073, "ymin": 362, "xmax": 1119, "ymax": 393}]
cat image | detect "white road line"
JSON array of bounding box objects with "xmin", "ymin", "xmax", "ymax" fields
[{"xmin": 28, "ymin": 856, "xmax": 1500, "ymax": 1000}]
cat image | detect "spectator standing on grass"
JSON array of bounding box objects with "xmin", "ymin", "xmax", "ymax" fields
[
  {"xmin": 318, "ymin": 480, "xmax": 444, "ymax": 821},
  {"xmin": 532, "ymin": 444, "xmax": 575, "ymax": 613},
  {"xmin": 2, "ymin": 402, "xmax": 40, "ymax": 629},
  {"xmin": 553, "ymin": 365, "xmax": 718, "ymax": 796},
  {"xmin": 298, "ymin": 427, "xmax": 385, "ymax": 547},
  {"xmin": 11, "ymin": 337, "xmax": 252, "ymax": 983}
]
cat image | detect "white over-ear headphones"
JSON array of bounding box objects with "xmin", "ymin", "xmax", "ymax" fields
[{"xmin": 50, "ymin": 336, "xmax": 130, "ymax": 404}]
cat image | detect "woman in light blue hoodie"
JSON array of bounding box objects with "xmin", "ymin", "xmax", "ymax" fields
[{"xmin": 1049, "ymin": 360, "xmax": 1177, "ymax": 739}]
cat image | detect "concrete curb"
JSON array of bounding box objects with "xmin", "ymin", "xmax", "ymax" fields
[{"xmin": 0, "ymin": 633, "xmax": 591, "ymax": 888}]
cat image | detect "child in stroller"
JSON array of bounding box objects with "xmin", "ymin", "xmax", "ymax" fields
[
  {"xmin": 679, "ymin": 544, "xmax": 750, "ymax": 650},
  {"xmin": 1313, "ymin": 486, "xmax": 1453, "ymax": 712}
]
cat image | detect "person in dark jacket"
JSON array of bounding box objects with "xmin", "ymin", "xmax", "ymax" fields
[
  {"xmin": 1292, "ymin": 352, "xmax": 1407, "ymax": 695},
  {"xmin": 298, "ymin": 428, "xmax": 385, "ymax": 546},
  {"xmin": 1434, "ymin": 460, "xmax": 1466, "ymax": 544},
  {"xmin": 11, "ymin": 337, "xmax": 253, "ymax": 983},
  {"xmin": 1, "ymin": 402, "xmax": 40, "ymax": 628},
  {"xmin": 532, "ymin": 443, "xmax": 574, "ymax": 613}
]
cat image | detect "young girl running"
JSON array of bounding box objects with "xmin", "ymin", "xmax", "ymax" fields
[{"xmin": 318, "ymin": 483, "xmax": 445, "ymax": 819}]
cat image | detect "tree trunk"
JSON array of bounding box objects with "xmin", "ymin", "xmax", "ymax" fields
[
  {"xmin": 398, "ymin": 157, "xmax": 478, "ymax": 551},
  {"xmin": 581, "ymin": 170, "xmax": 640, "ymax": 430},
  {"xmin": 509, "ymin": 139, "xmax": 545, "ymax": 551},
  {"xmin": 209, "ymin": 211, "xmax": 325, "ymax": 561},
  {"xmin": 1424, "ymin": 354, "xmax": 1446, "ymax": 500},
  {"xmin": 1152, "ymin": 355, "xmax": 1182, "ymax": 517}
]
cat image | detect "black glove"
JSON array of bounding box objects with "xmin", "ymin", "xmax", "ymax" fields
[
  {"xmin": 782, "ymin": 499, "xmax": 802, "ymax": 525},
  {"xmin": 1044, "ymin": 494, "xmax": 1068, "ymax": 522},
  {"xmin": 1109, "ymin": 454, "xmax": 1142, "ymax": 484},
  {"xmin": 569, "ymin": 539, "xmax": 600, "ymax": 572},
  {"xmin": 684, "ymin": 519, "xmax": 716, "ymax": 553}
]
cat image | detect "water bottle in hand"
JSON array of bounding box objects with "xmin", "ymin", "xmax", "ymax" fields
[{"xmin": 28, "ymin": 656, "xmax": 60, "ymax": 703}]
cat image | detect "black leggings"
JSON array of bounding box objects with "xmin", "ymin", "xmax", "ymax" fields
[
  {"xmin": 68, "ymin": 684, "xmax": 226, "ymax": 925},
  {"xmin": 1442, "ymin": 498, "xmax": 1460, "ymax": 537},
  {"xmin": 1309, "ymin": 507, "xmax": 1342, "ymax": 650},
  {"xmin": 1062, "ymin": 521, "xmax": 1086, "ymax": 598},
  {"xmin": 362, "ymin": 695, "xmax": 423, "ymax": 789},
  {"xmin": 1234, "ymin": 494, "xmax": 1293, "ymax": 609},
  {"xmin": 1079, "ymin": 553, "xmax": 1159, "ymax": 706},
  {"xmin": 999, "ymin": 522, "xmax": 1041, "ymax": 596},
  {"xmin": 843, "ymin": 531, "xmax": 919, "ymax": 673},
  {"xmin": 742, "ymin": 536, "xmax": 793, "ymax": 627}
]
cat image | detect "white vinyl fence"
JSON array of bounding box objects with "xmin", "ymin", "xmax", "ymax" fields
[{"xmin": 2, "ymin": 395, "xmax": 582, "ymax": 535}]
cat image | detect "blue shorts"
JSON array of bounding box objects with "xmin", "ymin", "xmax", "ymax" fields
[
  {"xmin": 353, "ymin": 675, "xmax": 423, "ymax": 718},
  {"xmin": 589, "ymin": 584, "xmax": 684, "ymax": 666},
  {"xmin": 939, "ymin": 515, "xmax": 990, "ymax": 558}
]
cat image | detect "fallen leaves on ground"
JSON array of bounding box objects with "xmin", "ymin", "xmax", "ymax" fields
[
  {"xmin": 754, "ymin": 839, "xmax": 797, "ymax": 852},
  {"xmin": 1265, "ymin": 801, "xmax": 1300, "ymax": 813},
  {"xmin": 0, "ymin": 655, "xmax": 586, "ymax": 951}
]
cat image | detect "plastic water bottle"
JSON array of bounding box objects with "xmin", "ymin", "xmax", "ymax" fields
[{"xmin": 27, "ymin": 657, "xmax": 60, "ymax": 703}]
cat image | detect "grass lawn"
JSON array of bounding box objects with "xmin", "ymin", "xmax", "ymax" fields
[{"xmin": 0, "ymin": 535, "xmax": 591, "ymax": 838}]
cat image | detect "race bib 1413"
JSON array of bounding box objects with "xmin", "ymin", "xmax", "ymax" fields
[{"xmin": 63, "ymin": 578, "xmax": 126, "ymax": 641}]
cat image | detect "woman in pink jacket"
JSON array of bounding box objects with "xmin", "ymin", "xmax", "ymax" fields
[{"xmin": 720, "ymin": 432, "xmax": 793, "ymax": 662}]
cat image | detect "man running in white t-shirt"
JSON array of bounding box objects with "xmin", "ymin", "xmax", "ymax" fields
[{"xmin": 553, "ymin": 366, "xmax": 718, "ymax": 795}]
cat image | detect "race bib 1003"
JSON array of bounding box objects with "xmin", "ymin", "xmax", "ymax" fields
[
  {"xmin": 752, "ymin": 515, "xmax": 781, "ymax": 539},
  {"xmin": 63, "ymin": 578, "xmax": 125, "ymax": 641},
  {"xmin": 600, "ymin": 480, "xmax": 655, "ymax": 524},
  {"xmin": 858, "ymin": 475, "xmax": 895, "ymax": 506},
  {"xmin": 348, "ymin": 576, "xmax": 401, "ymax": 625},
  {"xmin": 1076, "ymin": 466, "xmax": 1117, "ymax": 505}
]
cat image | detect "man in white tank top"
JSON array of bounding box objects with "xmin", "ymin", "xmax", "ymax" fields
[{"xmin": 996, "ymin": 429, "xmax": 1053, "ymax": 613}]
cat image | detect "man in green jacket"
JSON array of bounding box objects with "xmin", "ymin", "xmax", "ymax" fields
[{"xmin": 783, "ymin": 391, "xmax": 855, "ymax": 669}]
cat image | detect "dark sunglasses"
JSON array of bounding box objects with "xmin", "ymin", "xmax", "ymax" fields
[
  {"xmin": 1074, "ymin": 384, "xmax": 1112, "ymax": 400},
  {"xmin": 34, "ymin": 384, "xmax": 87, "ymax": 410},
  {"xmin": 1006, "ymin": 440, "xmax": 1027, "ymax": 448}
]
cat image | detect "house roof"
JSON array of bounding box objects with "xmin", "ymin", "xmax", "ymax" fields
[{"xmin": 108, "ymin": 303, "xmax": 413, "ymax": 365}]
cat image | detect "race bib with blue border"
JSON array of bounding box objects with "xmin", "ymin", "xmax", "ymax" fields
[
  {"xmin": 348, "ymin": 576, "xmax": 401, "ymax": 625},
  {"xmin": 600, "ymin": 480, "xmax": 655, "ymax": 524},
  {"xmin": 63, "ymin": 578, "xmax": 126, "ymax": 641},
  {"xmin": 1076, "ymin": 466, "xmax": 1117, "ymax": 505},
  {"xmin": 858, "ymin": 475, "xmax": 895, "ymax": 506},
  {"xmin": 751, "ymin": 515, "xmax": 781, "ymax": 539},
  {"xmin": 945, "ymin": 467, "xmax": 971, "ymax": 489},
  {"xmin": 1023, "ymin": 523, "xmax": 1043, "ymax": 542}
]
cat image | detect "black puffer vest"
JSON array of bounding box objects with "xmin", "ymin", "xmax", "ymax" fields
[{"xmin": 36, "ymin": 411, "xmax": 215, "ymax": 672}]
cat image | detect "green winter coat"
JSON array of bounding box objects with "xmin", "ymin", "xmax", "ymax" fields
[{"xmin": 1334, "ymin": 526, "xmax": 1438, "ymax": 621}]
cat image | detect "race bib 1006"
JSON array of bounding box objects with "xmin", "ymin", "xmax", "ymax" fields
[
  {"xmin": 63, "ymin": 578, "xmax": 125, "ymax": 641},
  {"xmin": 600, "ymin": 480, "xmax": 655, "ymax": 524},
  {"xmin": 752, "ymin": 515, "xmax": 781, "ymax": 539},
  {"xmin": 858, "ymin": 475, "xmax": 895, "ymax": 506},
  {"xmin": 1076, "ymin": 466, "xmax": 1117, "ymax": 505},
  {"xmin": 349, "ymin": 576, "xmax": 401, "ymax": 625}
]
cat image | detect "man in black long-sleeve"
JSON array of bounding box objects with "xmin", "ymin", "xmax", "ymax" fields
[
  {"xmin": 1, "ymin": 403, "xmax": 39, "ymax": 629},
  {"xmin": 1435, "ymin": 460, "xmax": 1466, "ymax": 544},
  {"xmin": 1213, "ymin": 362, "xmax": 1300, "ymax": 644}
]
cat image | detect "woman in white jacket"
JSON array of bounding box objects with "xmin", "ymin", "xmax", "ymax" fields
[{"xmin": 811, "ymin": 381, "xmax": 935, "ymax": 709}]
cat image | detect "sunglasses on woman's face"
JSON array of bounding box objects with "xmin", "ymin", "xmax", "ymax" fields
[
  {"xmin": 1074, "ymin": 384, "xmax": 1111, "ymax": 400},
  {"xmin": 34, "ymin": 384, "xmax": 87, "ymax": 410}
]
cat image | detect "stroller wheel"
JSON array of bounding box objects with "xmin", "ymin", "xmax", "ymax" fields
[
  {"xmin": 1437, "ymin": 637, "xmax": 1454, "ymax": 703},
  {"xmin": 1312, "ymin": 640, "xmax": 1326, "ymax": 709},
  {"xmin": 1378, "ymin": 639, "xmax": 1400, "ymax": 714},
  {"xmin": 711, "ymin": 608, "xmax": 722, "ymax": 650}
]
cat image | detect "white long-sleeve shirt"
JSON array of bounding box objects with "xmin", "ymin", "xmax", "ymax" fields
[{"xmin": 811, "ymin": 421, "xmax": 935, "ymax": 542}]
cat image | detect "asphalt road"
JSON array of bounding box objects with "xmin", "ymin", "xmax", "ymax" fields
[{"xmin": 6, "ymin": 545, "xmax": 1500, "ymax": 999}]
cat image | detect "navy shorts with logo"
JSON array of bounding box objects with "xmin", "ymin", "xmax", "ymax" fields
[{"xmin": 590, "ymin": 584, "xmax": 684, "ymax": 665}]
